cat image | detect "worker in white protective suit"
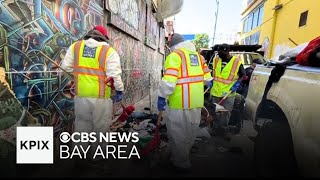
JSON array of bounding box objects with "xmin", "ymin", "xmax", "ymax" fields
[
  {"xmin": 61, "ymin": 26, "xmax": 124, "ymax": 170},
  {"xmin": 157, "ymin": 33, "xmax": 213, "ymax": 172}
]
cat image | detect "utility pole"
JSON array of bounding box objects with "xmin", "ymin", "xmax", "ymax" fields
[{"xmin": 212, "ymin": 0, "xmax": 219, "ymax": 46}]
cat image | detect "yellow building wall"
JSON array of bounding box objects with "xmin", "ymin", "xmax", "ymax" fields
[
  {"xmin": 241, "ymin": 0, "xmax": 320, "ymax": 59},
  {"xmin": 269, "ymin": 0, "xmax": 320, "ymax": 58},
  {"xmin": 258, "ymin": 0, "xmax": 280, "ymax": 59}
]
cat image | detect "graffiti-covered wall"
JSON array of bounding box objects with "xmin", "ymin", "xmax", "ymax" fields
[{"xmin": 0, "ymin": 0, "xmax": 164, "ymax": 162}]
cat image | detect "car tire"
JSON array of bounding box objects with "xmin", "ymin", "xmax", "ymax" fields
[{"xmin": 254, "ymin": 120, "xmax": 299, "ymax": 177}]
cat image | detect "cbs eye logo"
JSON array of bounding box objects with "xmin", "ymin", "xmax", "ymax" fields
[{"xmin": 59, "ymin": 132, "xmax": 71, "ymax": 143}]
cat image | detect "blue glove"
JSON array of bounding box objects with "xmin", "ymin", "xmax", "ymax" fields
[
  {"xmin": 205, "ymin": 80, "xmax": 213, "ymax": 88},
  {"xmin": 231, "ymin": 81, "xmax": 241, "ymax": 92},
  {"xmin": 157, "ymin": 96, "xmax": 167, "ymax": 111},
  {"xmin": 113, "ymin": 91, "xmax": 123, "ymax": 102}
]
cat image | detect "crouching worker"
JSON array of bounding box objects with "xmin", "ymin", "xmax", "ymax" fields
[{"xmin": 157, "ymin": 33, "xmax": 213, "ymax": 172}]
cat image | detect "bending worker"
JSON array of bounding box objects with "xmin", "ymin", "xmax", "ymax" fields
[
  {"xmin": 61, "ymin": 26, "xmax": 124, "ymax": 165},
  {"xmin": 210, "ymin": 44, "xmax": 246, "ymax": 140},
  {"xmin": 157, "ymin": 33, "xmax": 213, "ymax": 171}
]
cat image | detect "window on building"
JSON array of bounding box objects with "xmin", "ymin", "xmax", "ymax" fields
[
  {"xmin": 299, "ymin": 10, "xmax": 308, "ymax": 27},
  {"xmin": 258, "ymin": 5, "xmax": 264, "ymax": 26},
  {"xmin": 252, "ymin": 10, "xmax": 259, "ymax": 29},
  {"xmin": 243, "ymin": 18, "xmax": 248, "ymax": 32},
  {"xmin": 242, "ymin": 3, "xmax": 264, "ymax": 33},
  {"xmin": 247, "ymin": 14, "xmax": 253, "ymax": 31},
  {"xmin": 242, "ymin": 31, "xmax": 261, "ymax": 46},
  {"xmin": 245, "ymin": 36, "xmax": 251, "ymax": 45}
]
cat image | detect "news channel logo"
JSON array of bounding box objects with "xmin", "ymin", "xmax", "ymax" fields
[{"xmin": 16, "ymin": 127, "xmax": 54, "ymax": 164}]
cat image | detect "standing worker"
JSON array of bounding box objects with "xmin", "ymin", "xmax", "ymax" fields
[
  {"xmin": 210, "ymin": 44, "xmax": 246, "ymax": 140},
  {"xmin": 61, "ymin": 26, "xmax": 124, "ymax": 168},
  {"xmin": 157, "ymin": 33, "xmax": 213, "ymax": 172}
]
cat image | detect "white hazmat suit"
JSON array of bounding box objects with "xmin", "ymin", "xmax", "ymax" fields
[
  {"xmin": 61, "ymin": 38, "xmax": 124, "ymax": 159},
  {"xmin": 158, "ymin": 40, "xmax": 213, "ymax": 169}
]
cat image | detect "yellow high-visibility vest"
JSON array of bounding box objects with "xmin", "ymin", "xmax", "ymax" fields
[
  {"xmin": 72, "ymin": 40, "xmax": 114, "ymax": 98},
  {"xmin": 162, "ymin": 48, "xmax": 212, "ymax": 109},
  {"xmin": 210, "ymin": 56, "xmax": 242, "ymax": 97}
]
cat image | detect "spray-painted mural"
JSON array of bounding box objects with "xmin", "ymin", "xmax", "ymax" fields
[
  {"xmin": 145, "ymin": 5, "xmax": 159, "ymax": 50},
  {"xmin": 0, "ymin": 0, "xmax": 164, "ymax": 166},
  {"xmin": 105, "ymin": 0, "xmax": 145, "ymax": 41},
  {"xmin": 111, "ymin": 27, "xmax": 162, "ymax": 102},
  {"xmin": 0, "ymin": 0, "xmax": 105, "ymax": 138},
  {"xmin": 0, "ymin": 1, "xmax": 106, "ymax": 168}
]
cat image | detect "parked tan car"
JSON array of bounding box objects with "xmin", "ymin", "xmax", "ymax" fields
[{"xmin": 245, "ymin": 62, "xmax": 320, "ymax": 177}]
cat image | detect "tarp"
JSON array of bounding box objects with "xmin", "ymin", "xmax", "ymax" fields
[{"xmin": 157, "ymin": 0, "xmax": 184, "ymax": 21}]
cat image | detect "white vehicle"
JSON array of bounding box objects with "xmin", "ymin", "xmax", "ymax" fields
[{"xmin": 245, "ymin": 57, "xmax": 320, "ymax": 177}]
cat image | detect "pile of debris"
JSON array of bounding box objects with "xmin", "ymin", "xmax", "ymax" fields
[{"xmin": 109, "ymin": 102, "xmax": 217, "ymax": 150}]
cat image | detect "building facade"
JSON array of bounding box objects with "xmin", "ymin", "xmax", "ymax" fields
[{"xmin": 240, "ymin": 0, "xmax": 320, "ymax": 59}]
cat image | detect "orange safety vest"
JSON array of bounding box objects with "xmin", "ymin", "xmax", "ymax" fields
[{"xmin": 73, "ymin": 40, "xmax": 113, "ymax": 98}]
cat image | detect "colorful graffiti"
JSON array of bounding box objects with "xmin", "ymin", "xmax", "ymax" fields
[{"xmin": 0, "ymin": 0, "xmax": 105, "ymax": 142}]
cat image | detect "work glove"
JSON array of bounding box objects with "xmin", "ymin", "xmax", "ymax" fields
[
  {"xmin": 231, "ymin": 81, "xmax": 241, "ymax": 92},
  {"xmin": 113, "ymin": 91, "xmax": 123, "ymax": 102},
  {"xmin": 205, "ymin": 80, "xmax": 213, "ymax": 89},
  {"xmin": 157, "ymin": 96, "xmax": 167, "ymax": 111}
]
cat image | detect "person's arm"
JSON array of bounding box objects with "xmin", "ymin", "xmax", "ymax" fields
[
  {"xmin": 158, "ymin": 52, "xmax": 181, "ymax": 98},
  {"xmin": 230, "ymin": 63, "xmax": 246, "ymax": 92},
  {"xmin": 61, "ymin": 44, "xmax": 75, "ymax": 79},
  {"xmin": 105, "ymin": 49, "xmax": 124, "ymax": 92},
  {"xmin": 237, "ymin": 64, "xmax": 246, "ymax": 82},
  {"xmin": 200, "ymin": 54, "xmax": 213, "ymax": 83}
]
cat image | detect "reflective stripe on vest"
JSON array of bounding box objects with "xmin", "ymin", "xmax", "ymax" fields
[
  {"xmin": 210, "ymin": 56, "xmax": 241, "ymax": 97},
  {"xmin": 73, "ymin": 41, "xmax": 111, "ymax": 98},
  {"xmin": 177, "ymin": 76, "xmax": 204, "ymax": 84},
  {"xmin": 174, "ymin": 50, "xmax": 188, "ymax": 77},
  {"xmin": 213, "ymin": 56, "xmax": 240, "ymax": 84},
  {"xmin": 170, "ymin": 49, "xmax": 204, "ymax": 109},
  {"xmin": 165, "ymin": 68, "xmax": 179, "ymax": 77}
]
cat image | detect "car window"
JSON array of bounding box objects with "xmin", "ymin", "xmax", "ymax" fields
[
  {"xmin": 250, "ymin": 53, "xmax": 266, "ymax": 64},
  {"xmin": 230, "ymin": 53, "xmax": 251, "ymax": 65},
  {"xmin": 208, "ymin": 52, "xmax": 267, "ymax": 69}
]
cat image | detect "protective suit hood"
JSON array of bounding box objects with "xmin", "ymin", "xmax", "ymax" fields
[
  {"xmin": 171, "ymin": 40, "xmax": 196, "ymax": 52},
  {"xmin": 84, "ymin": 38, "xmax": 109, "ymax": 48}
]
